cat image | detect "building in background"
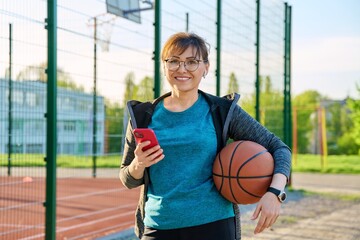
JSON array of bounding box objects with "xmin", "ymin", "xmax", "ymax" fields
[{"xmin": 0, "ymin": 79, "xmax": 104, "ymax": 155}]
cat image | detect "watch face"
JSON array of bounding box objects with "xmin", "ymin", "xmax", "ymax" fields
[{"xmin": 279, "ymin": 192, "xmax": 287, "ymax": 202}]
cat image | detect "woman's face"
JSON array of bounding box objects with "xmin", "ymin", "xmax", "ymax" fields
[{"xmin": 164, "ymin": 46, "xmax": 209, "ymax": 95}]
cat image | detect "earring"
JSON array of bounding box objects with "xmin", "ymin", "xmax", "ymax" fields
[{"xmin": 203, "ymin": 72, "xmax": 207, "ymax": 78}]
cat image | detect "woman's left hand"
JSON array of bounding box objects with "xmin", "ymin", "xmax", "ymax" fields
[{"xmin": 251, "ymin": 192, "xmax": 281, "ymax": 234}]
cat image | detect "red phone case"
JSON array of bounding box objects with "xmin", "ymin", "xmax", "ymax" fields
[{"xmin": 133, "ymin": 128, "xmax": 159, "ymax": 151}]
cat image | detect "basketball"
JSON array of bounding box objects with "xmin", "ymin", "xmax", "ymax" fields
[{"xmin": 213, "ymin": 140, "xmax": 274, "ymax": 204}]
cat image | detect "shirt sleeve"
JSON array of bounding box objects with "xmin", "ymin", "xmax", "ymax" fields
[
  {"xmin": 119, "ymin": 121, "xmax": 144, "ymax": 188},
  {"xmin": 228, "ymin": 105, "xmax": 292, "ymax": 179}
]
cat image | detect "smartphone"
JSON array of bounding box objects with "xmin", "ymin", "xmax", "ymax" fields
[{"xmin": 133, "ymin": 128, "xmax": 159, "ymax": 151}]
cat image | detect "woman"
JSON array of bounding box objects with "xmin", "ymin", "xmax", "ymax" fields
[{"xmin": 120, "ymin": 32, "xmax": 291, "ymax": 240}]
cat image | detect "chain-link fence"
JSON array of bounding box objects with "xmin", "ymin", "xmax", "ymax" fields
[{"xmin": 0, "ymin": 0, "xmax": 292, "ymax": 239}]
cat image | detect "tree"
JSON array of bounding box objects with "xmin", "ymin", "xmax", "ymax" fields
[
  {"xmin": 293, "ymin": 90, "xmax": 322, "ymax": 153},
  {"xmin": 137, "ymin": 76, "xmax": 154, "ymax": 102},
  {"xmin": 104, "ymin": 100, "xmax": 124, "ymax": 154},
  {"xmin": 227, "ymin": 72, "xmax": 239, "ymax": 94},
  {"xmin": 326, "ymin": 101, "xmax": 353, "ymax": 154},
  {"xmin": 346, "ymin": 85, "xmax": 360, "ymax": 154},
  {"xmin": 16, "ymin": 62, "xmax": 84, "ymax": 91},
  {"xmin": 259, "ymin": 76, "xmax": 283, "ymax": 138},
  {"xmin": 239, "ymin": 76, "xmax": 284, "ymax": 138},
  {"xmin": 123, "ymin": 72, "xmax": 138, "ymax": 106}
]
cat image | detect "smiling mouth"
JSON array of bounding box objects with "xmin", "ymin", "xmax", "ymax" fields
[{"xmin": 175, "ymin": 77, "xmax": 191, "ymax": 81}]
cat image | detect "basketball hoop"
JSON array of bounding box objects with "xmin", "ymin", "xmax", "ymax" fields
[
  {"xmin": 98, "ymin": 15, "xmax": 116, "ymax": 52},
  {"xmin": 106, "ymin": 0, "xmax": 154, "ymax": 24},
  {"xmin": 88, "ymin": 14, "xmax": 116, "ymax": 52}
]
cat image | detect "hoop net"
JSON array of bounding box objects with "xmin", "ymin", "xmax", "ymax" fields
[{"xmin": 89, "ymin": 14, "xmax": 116, "ymax": 52}]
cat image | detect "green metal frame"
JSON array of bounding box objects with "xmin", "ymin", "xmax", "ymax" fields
[
  {"xmin": 216, "ymin": 0, "xmax": 222, "ymax": 96},
  {"xmin": 45, "ymin": 0, "xmax": 57, "ymax": 239},
  {"xmin": 92, "ymin": 17, "xmax": 98, "ymax": 178},
  {"xmin": 255, "ymin": 0, "xmax": 261, "ymax": 121},
  {"xmin": 288, "ymin": 6, "xmax": 292, "ymax": 149},
  {"xmin": 154, "ymin": 0, "xmax": 161, "ymax": 98},
  {"xmin": 7, "ymin": 23, "xmax": 12, "ymax": 176},
  {"xmin": 283, "ymin": 3, "xmax": 292, "ymax": 148}
]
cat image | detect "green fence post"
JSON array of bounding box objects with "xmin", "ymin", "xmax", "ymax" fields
[
  {"xmin": 154, "ymin": 0, "xmax": 161, "ymax": 98},
  {"xmin": 92, "ymin": 17, "xmax": 98, "ymax": 178},
  {"xmin": 255, "ymin": 0, "xmax": 261, "ymax": 121},
  {"xmin": 7, "ymin": 23, "xmax": 12, "ymax": 176},
  {"xmin": 216, "ymin": 0, "xmax": 222, "ymax": 96},
  {"xmin": 45, "ymin": 0, "xmax": 57, "ymax": 239},
  {"xmin": 283, "ymin": 3, "xmax": 292, "ymax": 148},
  {"xmin": 283, "ymin": 3, "xmax": 288, "ymax": 144},
  {"xmin": 288, "ymin": 5, "xmax": 292, "ymax": 149}
]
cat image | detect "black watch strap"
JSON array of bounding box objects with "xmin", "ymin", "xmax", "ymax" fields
[
  {"xmin": 267, "ymin": 187, "xmax": 281, "ymax": 195},
  {"xmin": 267, "ymin": 187, "xmax": 287, "ymax": 203}
]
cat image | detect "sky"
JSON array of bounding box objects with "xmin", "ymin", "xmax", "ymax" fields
[
  {"xmin": 1, "ymin": 0, "xmax": 359, "ymax": 101},
  {"xmin": 287, "ymin": 0, "xmax": 360, "ymax": 99}
]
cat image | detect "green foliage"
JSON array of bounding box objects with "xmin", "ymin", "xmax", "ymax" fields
[
  {"xmin": 16, "ymin": 62, "xmax": 84, "ymax": 91},
  {"xmin": 227, "ymin": 72, "xmax": 239, "ymax": 94},
  {"xmin": 326, "ymin": 101, "xmax": 354, "ymax": 154},
  {"xmin": 294, "ymin": 90, "xmax": 322, "ymax": 106},
  {"xmin": 122, "ymin": 72, "xmax": 155, "ymax": 105},
  {"xmin": 105, "ymin": 73, "xmax": 155, "ymax": 156},
  {"xmin": 137, "ymin": 76, "xmax": 155, "ymax": 102},
  {"xmin": 239, "ymin": 95, "xmax": 255, "ymax": 117},
  {"xmin": 292, "ymin": 154, "xmax": 360, "ymax": 174},
  {"xmin": 239, "ymin": 75, "xmax": 284, "ymax": 139},
  {"xmin": 293, "ymin": 90, "xmax": 322, "ymax": 153},
  {"xmin": 259, "ymin": 76, "xmax": 284, "ymax": 139},
  {"xmin": 2, "ymin": 154, "xmax": 359, "ymax": 174},
  {"xmin": 105, "ymin": 100, "xmax": 125, "ymax": 154},
  {"xmin": 292, "ymin": 87, "xmax": 358, "ymax": 155},
  {"xmin": 337, "ymin": 132, "xmax": 359, "ymax": 155},
  {"xmin": 123, "ymin": 72, "xmax": 138, "ymax": 106},
  {"xmin": 0, "ymin": 154, "xmax": 121, "ymax": 168},
  {"xmin": 346, "ymin": 85, "xmax": 360, "ymax": 152}
]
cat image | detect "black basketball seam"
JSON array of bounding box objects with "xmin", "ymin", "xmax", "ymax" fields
[
  {"xmin": 236, "ymin": 149, "xmax": 271, "ymax": 199},
  {"xmin": 218, "ymin": 152, "xmax": 224, "ymax": 192},
  {"xmin": 228, "ymin": 141, "xmax": 244, "ymax": 203},
  {"xmin": 213, "ymin": 173, "xmax": 272, "ymax": 179}
]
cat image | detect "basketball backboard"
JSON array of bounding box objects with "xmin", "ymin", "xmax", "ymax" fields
[{"xmin": 106, "ymin": 0, "xmax": 153, "ymax": 24}]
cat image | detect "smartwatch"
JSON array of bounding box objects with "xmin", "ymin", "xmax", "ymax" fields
[{"xmin": 267, "ymin": 187, "xmax": 287, "ymax": 203}]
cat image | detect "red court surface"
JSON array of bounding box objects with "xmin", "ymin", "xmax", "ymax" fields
[{"xmin": 0, "ymin": 176, "xmax": 139, "ymax": 239}]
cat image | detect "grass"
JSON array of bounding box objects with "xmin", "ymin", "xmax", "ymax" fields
[
  {"xmin": 1, "ymin": 153, "xmax": 359, "ymax": 174},
  {"xmin": 287, "ymin": 187, "xmax": 360, "ymax": 201},
  {"xmin": 292, "ymin": 154, "xmax": 360, "ymax": 174},
  {"xmin": 0, "ymin": 154, "xmax": 121, "ymax": 168}
]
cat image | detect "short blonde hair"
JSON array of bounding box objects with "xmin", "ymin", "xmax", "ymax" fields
[{"xmin": 161, "ymin": 32, "xmax": 210, "ymax": 62}]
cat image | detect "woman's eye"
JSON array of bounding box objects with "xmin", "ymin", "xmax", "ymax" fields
[{"xmin": 186, "ymin": 60, "xmax": 197, "ymax": 65}]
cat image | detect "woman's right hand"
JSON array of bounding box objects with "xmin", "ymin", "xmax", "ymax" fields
[{"xmin": 129, "ymin": 141, "xmax": 165, "ymax": 179}]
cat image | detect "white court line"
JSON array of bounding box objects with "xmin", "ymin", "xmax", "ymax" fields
[
  {"xmin": 1, "ymin": 187, "xmax": 128, "ymax": 212},
  {"xmin": 18, "ymin": 211, "xmax": 134, "ymax": 240},
  {"xmin": 67, "ymin": 221, "xmax": 134, "ymax": 240},
  {"xmin": 57, "ymin": 203, "xmax": 135, "ymax": 223},
  {"xmin": 0, "ymin": 223, "xmax": 44, "ymax": 237},
  {"xmin": 0, "ymin": 200, "xmax": 43, "ymax": 212},
  {"xmin": 0, "ymin": 223, "xmax": 44, "ymax": 229},
  {"xmin": 57, "ymin": 187, "xmax": 127, "ymax": 201},
  {"xmin": 0, "ymin": 204, "xmax": 136, "ymax": 238},
  {"xmin": 1, "ymin": 175, "xmax": 135, "ymax": 239},
  {"xmin": 0, "ymin": 178, "xmax": 44, "ymax": 187}
]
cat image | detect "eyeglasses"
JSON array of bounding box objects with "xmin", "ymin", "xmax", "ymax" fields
[{"xmin": 164, "ymin": 58, "xmax": 208, "ymax": 72}]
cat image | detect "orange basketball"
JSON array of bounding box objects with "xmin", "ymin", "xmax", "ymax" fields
[{"xmin": 213, "ymin": 140, "xmax": 274, "ymax": 204}]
